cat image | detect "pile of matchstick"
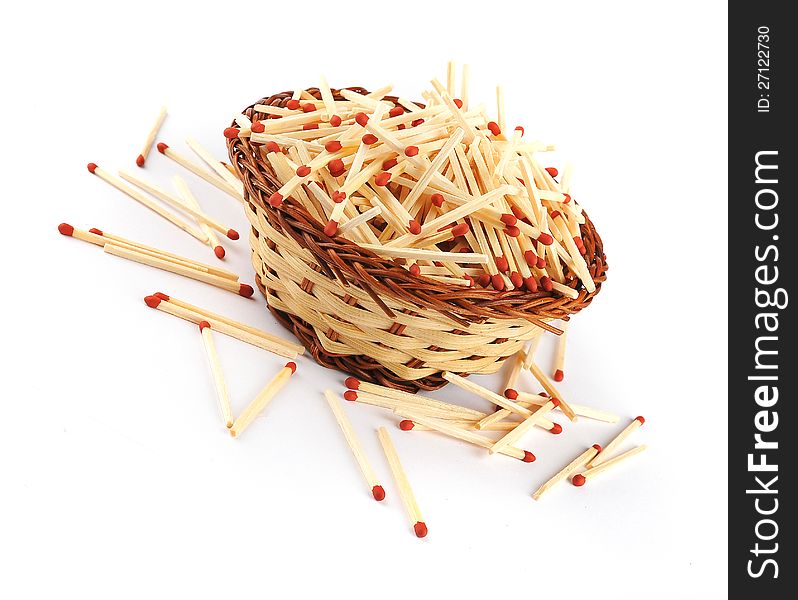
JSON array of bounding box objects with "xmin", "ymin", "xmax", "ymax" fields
[{"xmin": 226, "ymin": 65, "xmax": 596, "ymax": 295}]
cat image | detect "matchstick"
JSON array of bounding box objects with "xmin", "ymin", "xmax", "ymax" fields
[
  {"xmin": 588, "ymin": 416, "xmax": 646, "ymax": 468},
  {"xmin": 526, "ymin": 360, "xmax": 577, "ymax": 422},
  {"xmin": 229, "ymin": 362, "xmax": 297, "ymax": 438},
  {"xmin": 324, "ymin": 390, "xmax": 386, "ymax": 501},
  {"xmin": 136, "ymin": 106, "xmax": 167, "ymax": 167},
  {"xmin": 401, "ymin": 412, "xmax": 535, "ymax": 463},
  {"xmin": 442, "ymin": 371, "xmax": 533, "ymax": 417},
  {"xmin": 502, "ymin": 347, "xmax": 527, "ymax": 393},
  {"xmin": 104, "ymin": 244, "xmax": 252, "ymax": 296},
  {"xmin": 573, "ymin": 445, "xmax": 647, "ymax": 486},
  {"xmin": 143, "ymin": 294, "xmax": 302, "ymax": 358},
  {"xmin": 199, "ymin": 321, "xmax": 233, "ymax": 428},
  {"xmin": 173, "ymin": 175, "xmax": 226, "ymax": 259},
  {"xmin": 87, "ymin": 163, "xmax": 208, "ymax": 244},
  {"xmin": 508, "ymin": 390, "xmax": 619, "ymax": 423},
  {"xmin": 58, "ymin": 224, "xmax": 238, "ymax": 281},
  {"xmin": 532, "ymin": 444, "xmax": 602, "ymax": 500},
  {"xmin": 377, "ymin": 427, "xmax": 428, "ymax": 538},
  {"xmin": 489, "ymin": 398, "xmax": 559, "ymax": 456},
  {"xmin": 157, "ymin": 142, "xmax": 243, "ymax": 202},
  {"xmin": 552, "ymin": 320, "xmax": 568, "ymax": 381},
  {"xmin": 185, "ymin": 136, "xmax": 245, "ymax": 196}
]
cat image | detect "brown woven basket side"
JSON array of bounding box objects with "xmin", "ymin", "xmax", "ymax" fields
[{"xmin": 228, "ymin": 87, "xmax": 608, "ymax": 391}]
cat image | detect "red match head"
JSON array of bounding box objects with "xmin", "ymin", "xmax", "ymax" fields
[
  {"xmin": 523, "ymin": 277, "xmax": 538, "ymax": 293},
  {"xmin": 58, "ymin": 223, "xmax": 74, "ymax": 236},
  {"xmin": 551, "ymin": 398, "xmax": 561, "ymax": 408},
  {"xmin": 157, "ymin": 142, "xmax": 169, "ymax": 154},
  {"xmin": 89, "ymin": 228, "xmax": 103, "ymax": 236},
  {"xmin": 238, "ymin": 284, "xmax": 254, "ymax": 298},
  {"xmin": 154, "ymin": 292, "xmax": 170, "ymax": 301},
  {"xmin": 372, "ymin": 485, "xmax": 386, "ymax": 501},
  {"xmin": 331, "ymin": 190, "xmax": 346, "ymax": 203},
  {"xmin": 382, "ymin": 157, "xmax": 398, "ymax": 171},
  {"xmin": 522, "ymin": 451, "xmax": 536, "ymax": 463},
  {"xmin": 214, "ymin": 246, "xmax": 226, "ymax": 259},
  {"xmin": 495, "ymin": 255, "xmax": 509, "ymax": 273},
  {"xmin": 515, "ymin": 125, "xmax": 525, "ymax": 136},
  {"xmin": 408, "ymin": 220, "xmax": 422, "ymax": 235},
  {"xmin": 487, "ymin": 121, "xmax": 501, "ymax": 136},
  {"xmin": 505, "ymin": 225, "xmax": 521, "ymax": 238},
  {"xmin": 355, "ymin": 112, "xmax": 369, "ymax": 126},
  {"xmin": 592, "ymin": 444, "xmax": 602, "ymax": 452},
  {"xmin": 511, "ymin": 205, "xmax": 526, "ymax": 220},
  {"xmin": 87, "ymin": 162, "xmax": 98, "ymax": 174},
  {"xmin": 389, "ymin": 106, "xmax": 404, "ymax": 117},
  {"xmin": 285, "ymin": 361, "xmax": 297, "ymax": 374},
  {"xmin": 324, "ymin": 220, "xmax": 338, "ymax": 237},
  {"xmin": 550, "ymin": 423, "xmax": 563, "ymax": 434},
  {"xmin": 265, "ymin": 141, "xmax": 281, "ymax": 154},
  {"xmin": 491, "ymin": 274, "xmax": 505, "ymax": 291},
  {"xmin": 296, "ymin": 165, "xmax": 311, "ymax": 178},
  {"xmin": 199, "ymin": 320, "xmax": 210, "ymax": 331},
  {"xmin": 325, "ymin": 140, "xmax": 342, "ymax": 153},
  {"xmin": 509, "ymin": 272, "xmax": 523, "ymax": 288},
  {"xmin": 563, "ymin": 193, "xmax": 572, "ymax": 204},
  {"xmin": 302, "ymin": 103, "xmax": 317, "ymax": 113},
  {"xmin": 409, "ymin": 263, "xmax": 421, "ymax": 276},
  {"xmin": 136, "ymin": 154, "xmax": 145, "ymax": 168},
  {"xmin": 540, "ymin": 276, "xmax": 553, "ymax": 292},
  {"xmin": 451, "ymin": 223, "xmax": 469, "ymax": 238},
  {"xmin": 329, "ymin": 115, "xmax": 342, "ymax": 127},
  {"xmin": 636, "ymin": 416, "xmax": 646, "ymax": 425},
  {"xmin": 411, "ymin": 118, "xmax": 424, "ymax": 127},
  {"xmin": 553, "ymin": 369, "xmax": 564, "ymax": 382},
  {"xmin": 477, "ymin": 274, "xmax": 491, "ymax": 288},
  {"xmin": 226, "ymin": 229, "xmax": 240, "ymax": 240},
  {"xmin": 374, "ymin": 172, "xmax": 391, "ymax": 186},
  {"xmin": 504, "ymin": 388, "xmax": 519, "ymax": 400},
  {"xmin": 413, "ymin": 522, "xmax": 428, "ymax": 538},
  {"xmin": 500, "ymin": 213, "xmax": 517, "ymax": 226},
  {"xmin": 537, "ymin": 233, "xmax": 554, "ymax": 246},
  {"xmin": 268, "ymin": 192, "xmax": 283, "ymax": 208},
  {"xmin": 302, "ymin": 123, "xmax": 319, "ymax": 131},
  {"xmin": 463, "ymin": 274, "xmax": 473, "ymax": 287},
  {"xmin": 572, "ymin": 474, "xmax": 586, "ymax": 487},
  {"xmin": 404, "ymin": 146, "xmax": 419, "ymax": 157},
  {"xmin": 550, "ymin": 211, "xmax": 561, "ymax": 220},
  {"xmin": 453, "ymin": 98, "xmax": 463, "ymax": 109},
  {"xmin": 144, "ymin": 295, "xmax": 161, "ymax": 308},
  {"xmin": 328, "ymin": 158, "xmax": 345, "ymax": 177},
  {"xmin": 361, "ymin": 133, "xmax": 378, "ymax": 145},
  {"xmin": 545, "ymin": 167, "xmax": 558, "ymax": 178},
  {"xmin": 523, "ymin": 250, "xmax": 537, "ymax": 268},
  {"xmin": 343, "ymin": 390, "xmax": 358, "ymax": 401},
  {"xmin": 399, "ymin": 420, "xmax": 415, "ymax": 431},
  {"xmin": 286, "ymin": 99, "xmax": 300, "ymax": 110},
  {"xmin": 344, "ymin": 377, "xmax": 360, "ymax": 390},
  {"xmin": 223, "ymin": 127, "xmax": 240, "ymax": 139},
  {"xmin": 430, "ymin": 193, "xmax": 444, "ymax": 207},
  {"xmin": 250, "ymin": 121, "xmax": 265, "ymax": 133}
]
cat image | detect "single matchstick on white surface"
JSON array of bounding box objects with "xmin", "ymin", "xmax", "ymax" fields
[
  {"xmin": 324, "ymin": 390, "xmax": 386, "ymax": 501},
  {"xmin": 532, "ymin": 444, "xmax": 602, "ymax": 500},
  {"xmin": 553, "ymin": 320, "xmax": 568, "ymax": 382},
  {"xmin": 573, "ymin": 445, "xmax": 647, "ymax": 486},
  {"xmin": 526, "ymin": 360, "xmax": 577, "ymax": 422},
  {"xmin": 377, "ymin": 427, "xmax": 428, "ymax": 538},
  {"xmin": 199, "ymin": 321, "xmax": 233, "ymax": 428},
  {"xmin": 229, "ymin": 362, "xmax": 297, "ymax": 438},
  {"xmin": 588, "ymin": 416, "xmax": 646, "ymax": 468},
  {"xmin": 136, "ymin": 106, "xmax": 167, "ymax": 167}
]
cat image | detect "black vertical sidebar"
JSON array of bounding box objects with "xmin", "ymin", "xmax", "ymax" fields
[{"xmin": 729, "ymin": 3, "xmax": 794, "ymax": 596}]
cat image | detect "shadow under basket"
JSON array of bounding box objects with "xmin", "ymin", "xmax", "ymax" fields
[{"xmin": 227, "ymin": 87, "xmax": 608, "ymax": 392}]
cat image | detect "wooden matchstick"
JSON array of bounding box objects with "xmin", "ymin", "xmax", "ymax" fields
[
  {"xmin": 552, "ymin": 320, "xmax": 568, "ymax": 381},
  {"xmin": 324, "ymin": 390, "xmax": 385, "ymax": 501},
  {"xmin": 58, "ymin": 224, "xmax": 238, "ymax": 281},
  {"xmin": 157, "ymin": 142, "xmax": 243, "ymax": 202},
  {"xmin": 489, "ymin": 398, "xmax": 559, "ymax": 456},
  {"xmin": 526, "ymin": 361, "xmax": 578, "ymax": 422},
  {"xmin": 532, "ymin": 444, "xmax": 602, "ymax": 500},
  {"xmin": 229, "ymin": 362, "xmax": 297, "ymax": 438},
  {"xmin": 573, "ymin": 445, "xmax": 647, "ymax": 486},
  {"xmin": 104, "ymin": 244, "xmax": 252, "ymax": 297},
  {"xmin": 502, "ymin": 347, "xmax": 526, "ymax": 393},
  {"xmin": 359, "ymin": 245, "xmax": 488, "ymax": 264},
  {"xmin": 86, "ymin": 163, "xmax": 208, "ymax": 244},
  {"xmin": 143, "ymin": 294, "xmax": 302, "ymax": 358},
  {"xmin": 118, "ymin": 170, "xmax": 239, "ymax": 241},
  {"xmin": 400, "ymin": 412, "xmax": 535, "ymax": 463},
  {"xmin": 199, "ymin": 321, "xmax": 233, "ymax": 428},
  {"xmin": 377, "ymin": 427, "xmax": 428, "ymax": 538},
  {"xmin": 442, "ymin": 371, "xmax": 533, "ymax": 417},
  {"xmin": 508, "ymin": 390, "xmax": 619, "ymax": 423},
  {"xmin": 588, "ymin": 417, "xmax": 646, "ymax": 468},
  {"xmin": 185, "ymin": 136, "xmax": 245, "ymax": 196},
  {"xmin": 136, "ymin": 106, "xmax": 167, "ymax": 167},
  {"xmin": 173, "ymin": 175, "xmax": 226, "ymax": 259}
]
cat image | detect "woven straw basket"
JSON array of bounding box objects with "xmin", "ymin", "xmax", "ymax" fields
[{"xmin": 227, "ymin": 87, "xmax": 608, "ymax": 391}]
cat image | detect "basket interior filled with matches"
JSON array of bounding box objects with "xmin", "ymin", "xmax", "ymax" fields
[{"xmin": 226, "ymin": 68, "xmax": 607, "ymax": 392}]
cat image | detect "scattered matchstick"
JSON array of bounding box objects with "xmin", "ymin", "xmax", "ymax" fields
[
  {"xmin": 377, "ymin": 427, "xmax": 428, "ymax": 538},
  {"xmin": 198, "ymin": 321, "xmax": 233, "ymax": 428},
  {"xmin": 489, "ymin": 398, "xmax": 559, "ymax": 456},
  {"xmin": 526, "ymin": 361, "xmax": 578, "ymax": 422},
  {"xmin": 186, "ymin": 137, "xmax": 245, "ymax": 197},
  {"xmin": 324, "ymin": 390, "xmax": 386, "ymax": 501},
  {"xmin": 508, "ymin": 390, "xmax": 619, "ymax": 423},
  {"xmin": 553, "ymin": 320, "xmax": 568, "ymax": 382},
  {"xmin": 143, "ymin": 294, "xmax": 303, "ymax": 358},
  {"xmin": 573, "ymin": 445, "xmax": 647, "ymax": 486},
  {"xmin": 103, "ymin": 243, "xmax": 252, "ymax": 296},
  {"xmin": 588, "ymin": 416, "xmax": 646, "ymax": 468},
  {"xmin": 157, "ymin": 142, "xmax": 243, "ymax": 202},
  {"xmin": 86, "ymin": 163, "xmax": 208, "ymax": 244},
  {"xmin": 173, "ymin": 175, "xmax": 226, "ymax": 259},
  {"xmin": 136, "ymin": 106, "xmax": 167, "ymax": 167},
  {"xmin": 229, "ymin": 362, "xmax": 297, "ymax": 438},
  {"xmin": 532, "ymin": 444, "xmax": 602, "ymax": 500}
]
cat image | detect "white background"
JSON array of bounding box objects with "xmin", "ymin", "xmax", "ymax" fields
[{"xmin": 3, "ymin": 1, "xmax": 728, "ymax": 598}]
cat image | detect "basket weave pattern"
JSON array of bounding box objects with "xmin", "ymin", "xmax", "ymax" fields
[{"xmin": 228, "ymin": 88, "xmax": 608, "ymax": 391}]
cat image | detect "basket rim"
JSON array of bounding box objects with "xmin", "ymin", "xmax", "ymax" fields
[{"xmin": 227, "ymin": 86, "xmax": 608, "ymax": 327}]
